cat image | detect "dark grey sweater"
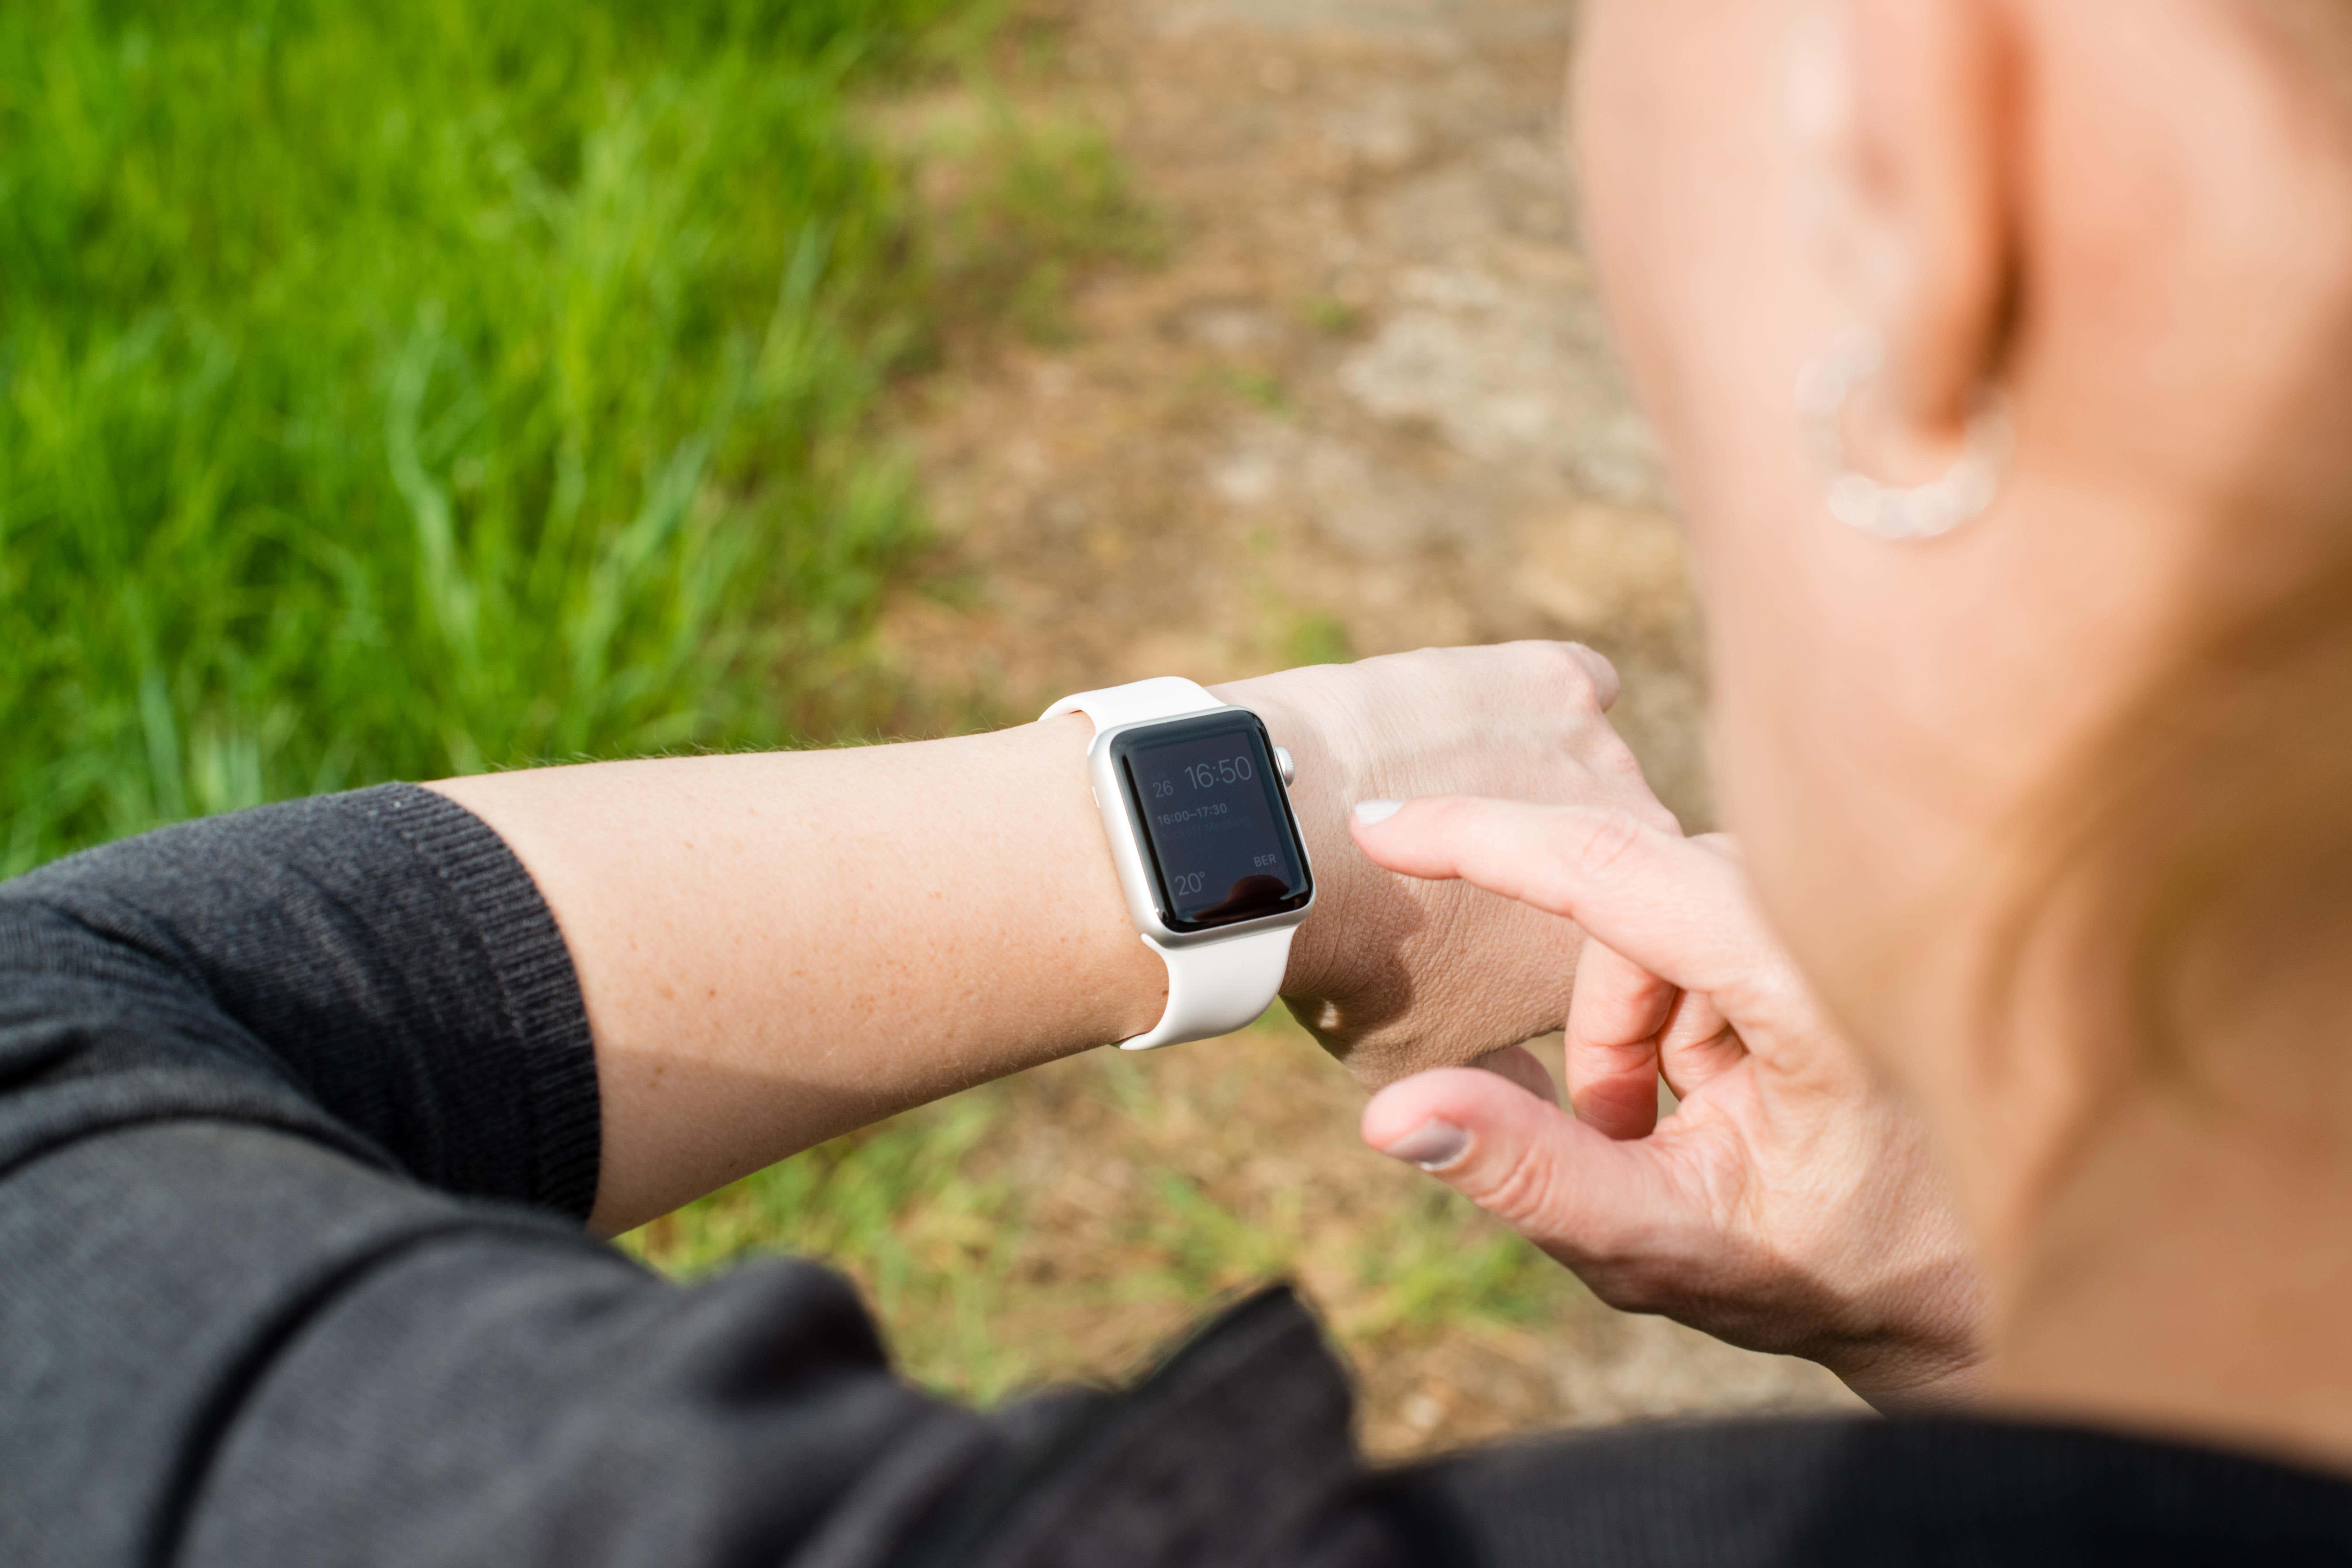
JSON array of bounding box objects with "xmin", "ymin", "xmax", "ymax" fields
[{"xmin": 4, "ymin": 785, "xmax": 2348, "ymax": 1566}]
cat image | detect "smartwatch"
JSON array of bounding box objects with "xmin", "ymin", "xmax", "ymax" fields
[{"xmin": 1043, "ymin": 678, "xmax": 1316, "ymax": 1050}]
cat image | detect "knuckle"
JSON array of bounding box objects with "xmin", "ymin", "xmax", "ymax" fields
[
  {"xmin": 1508, "ymin": 640, "xmax": 1600, "ymax": 702},
  {"xmin": 1594, "ymin": 735, "xmax": 1646, "ymax": 779},
  {"xmin": 1454, "ymin": 1134, "xmax": 1561, "ymax": 1229},
  {"xmin": 1564, "ymin": 642, "xmax": 1621, "ymax": 704},
  {"xmin": 1561, "ymin": 808, "xmax": 1646, "ymax": 883},
  {"xmin": 1546, "ymin": 643, "xmax": 1605, "ymax": 702}
]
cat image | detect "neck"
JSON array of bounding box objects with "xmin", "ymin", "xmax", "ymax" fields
[{"xmin": 1986, "ymin": 1082, "xmax": 2352, "ymax": 1471}]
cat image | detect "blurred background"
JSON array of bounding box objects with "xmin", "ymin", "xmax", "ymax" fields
[{"xmin": 2, "ymin": 0, "xmax": 1855, "ymax": 1455}]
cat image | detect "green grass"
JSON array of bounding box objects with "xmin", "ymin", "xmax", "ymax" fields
[
  {"xmin": 3, "ymin": 1, "xmax": 1577, "ymax": 1436},
  {"xmin": 624, "ymin": 1016, "xmax": 1581, "ymax": 1415},
  {"xmin": 1287, "ymin": 609, "xmax": 1355, "ymax": 667},
  {"xmin": 0, "ymin": 0, "xmax": 1122, "ymax": 872}
]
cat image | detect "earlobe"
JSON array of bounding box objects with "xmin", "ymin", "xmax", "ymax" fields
[{"xmin": 1790, "ymin": 0, "xmax": 2015, "ymax": 447}]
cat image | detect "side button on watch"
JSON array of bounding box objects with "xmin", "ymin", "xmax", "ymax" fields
[{"xmin": 1043, "ymin": 677, "xmax": 1315, "ymax": 1050}]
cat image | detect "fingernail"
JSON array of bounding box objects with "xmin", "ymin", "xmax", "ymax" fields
[
  {"xmin": 1354, "ymin": 799, "xmax": 1404, "ymax": 826},
  {"xmin": 1380, "ymin": 1119, "xmax": 1470, "ymax": 1171}
]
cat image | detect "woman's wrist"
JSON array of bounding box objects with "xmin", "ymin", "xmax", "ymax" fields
[
  {"xmin": 1211, "ymin": 647, "xmax": 1648, "ymax": 1087},
  {"xmin": 1018, "ymin": 714, "xmax": 1174, "ymax": 1047},
  {"xmin": 1207, "ymin": 676, "xmax": 1359, "ymax": 1003}
]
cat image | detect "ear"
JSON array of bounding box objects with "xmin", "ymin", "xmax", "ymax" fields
[{"xmin": 1790, "ymin": 0, "xmax": 2015, "ymax": 438}]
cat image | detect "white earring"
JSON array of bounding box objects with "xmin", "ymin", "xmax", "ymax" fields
[{"xmin": 1796, "ymin": 329, "xmax": 2014, "ymax": 541}]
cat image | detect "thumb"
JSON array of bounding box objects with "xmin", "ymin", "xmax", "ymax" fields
[{"xmin": 1361, "ymin": 1068, "xmax": 1675, "ymax": 1268}]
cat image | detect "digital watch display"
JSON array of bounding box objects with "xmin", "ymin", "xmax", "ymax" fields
[
  {"xmin": 1109, "ymin": 711, "xmax": 1313, "ymax": 932},
  {"xmin": 1045, "ymin": 676, "xmax": 1315, "ymax": 1050}
]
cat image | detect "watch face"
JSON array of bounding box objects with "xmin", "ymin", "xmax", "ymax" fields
[{"xmin": 1111, "ymin": 711, "xmax": 1313, "ymax": 933}]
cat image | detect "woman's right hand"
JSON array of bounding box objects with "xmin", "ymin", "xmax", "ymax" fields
[{"xmin": 1351, "ymin": 798, "xmax": 1987, "ymax": 1411}]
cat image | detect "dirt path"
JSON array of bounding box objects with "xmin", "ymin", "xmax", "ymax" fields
[
  {"xmin": 885, "ymin": 0, "xmax": 1715, "ymax": 824},
  {"xmin": 873, "ymin": 0, "xmax": 1860, "ymax": 1456}
]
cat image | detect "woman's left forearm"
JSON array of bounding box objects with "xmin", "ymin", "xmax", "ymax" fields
[
  {"xmin": 430, "ymin": 716, "xmax": 1173, "ymax": 1234},
  {"xmin": 434, "ymin": 642, "xmax": 1665, "ymax": 1235}
]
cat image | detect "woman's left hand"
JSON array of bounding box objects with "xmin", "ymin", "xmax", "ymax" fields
[{"xmin": 1212, "ymin": 642, "xmax": 1680, "ymax": 1090}]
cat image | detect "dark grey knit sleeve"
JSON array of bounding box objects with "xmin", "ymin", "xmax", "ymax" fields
[
  {"xmin": 0, "ymin": 785, "xmax": 1407, "ymax": 1568},
  {"xmin": 0, "ymin": 783, "xmax": 600, "ymax": 1218},
  {"xmin": 0, "ymin": 786, "xmax": 1000, "ymax": 1567}
]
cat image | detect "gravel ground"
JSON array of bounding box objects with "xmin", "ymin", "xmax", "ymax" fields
[{"xmin": 867, "ymin": 0, "xmax": 1863, "ymax": 1458}]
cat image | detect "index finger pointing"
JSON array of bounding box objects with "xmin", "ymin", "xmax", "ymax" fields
[{"xmin": 1352, "ymin": 797, "xmax": 1772, "ymax": 999}]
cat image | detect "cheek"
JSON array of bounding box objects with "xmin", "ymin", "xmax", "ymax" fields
[
  {"xmin": 1574, "ymin": 2, "xmax": 1922, "ymax": 1029},
  {"xmin": 1570, "ymin": 3, "xmax": 1690, "ymax": 418},
  {"xmin": 1573, "ymin": 0, "xmax": 1825, "ymax": 777},
  {"xmin": 1573, "ymin": 3, "xmax": 1802, "ymax": 433}
]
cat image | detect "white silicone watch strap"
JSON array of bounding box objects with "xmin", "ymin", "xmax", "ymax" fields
[
  {"xmin": 1121, "ymin": 921, "xmax": 1296, "ymax": 1052},
  {"xmin": 1040, "ymin": 676, "xmax": 1223, "ymax": 731},
  {"xmin": 1043, "ymin": 679, "xmax": 1300, "ymax": 1051}
]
